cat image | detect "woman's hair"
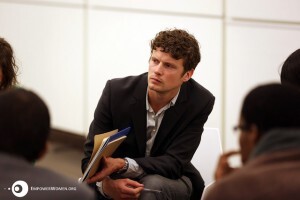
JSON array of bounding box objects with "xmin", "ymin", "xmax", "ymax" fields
[
  {"xmin": 0, "ymin": 37, "xmax": 18, "ymax": 90},
  {"xmin": 241, "ymin": 83, "xmax": 300, "ymax": 134},
  {"xmin": 280, "ymin": 49, "xmax": 300, "ymax": 89},
  {"xmin": 150, "ymin": 28, "xmax": 201, "ymax": 73}
]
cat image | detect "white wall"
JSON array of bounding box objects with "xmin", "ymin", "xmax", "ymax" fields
[
  {"xmin": 87, "ymin": 9, "xmax": 223, "ymax": 133},
  {"xmin": 0, "ymin": 1, "xmax": 85, "ymax": 133},
  {"xmin": 225, "ymin": 0, "xmax": 300, "ymax": 150},
  {"xmin": 0, "ymin": 0, "xmax": 299, "ymax": 151}
]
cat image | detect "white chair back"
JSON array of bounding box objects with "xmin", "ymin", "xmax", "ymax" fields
[{"xmin": 191, "ymin": 127, "xmax": 223, "ymax": 186}]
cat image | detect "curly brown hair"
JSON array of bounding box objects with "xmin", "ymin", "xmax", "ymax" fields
[
  {"xmin": 0, "ymin": 37, "xmax": 18, "ymax": 90},
  {"xmin": 150, "ymin": 28, "xmax": 201, "ymax": 73}
]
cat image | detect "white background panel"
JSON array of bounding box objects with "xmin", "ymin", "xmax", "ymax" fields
[
  {"xmin": 2, "ymin": 0, "xmax": 299, "ymax": 143},
  {"xmin": 87, "ymin": 9, "xmax": 223, "ymax": 132},
  {"xmin": 0, "ymin": 0, "xmax": 84, "ymax": 5},
  {"xmin": 225, "ymin": 23, "xmax": 300, "ymax": 151},
  {"xmin": 227, "ymin": 0, "xmax": 300, "ymax": 22},
  {"xmin": 37, "ymin": 0, "xmax": 83, "ymax": 4},
  {"xmin": 0, "ymin": 3, "xmax": 85, "ymax": 134},
  {"xmin": 89, "ymin": 0, "xmax": 223, "ymax": 16}
]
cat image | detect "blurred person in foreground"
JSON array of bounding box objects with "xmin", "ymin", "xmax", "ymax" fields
[
  {"xmin": 203, "ymin": 83, "xmax": 300, "ymax": 200},
  {"xmin": 280, "ymin": 48, "xmax": 300, "ymax": 89},
  {"xmin": 0, "ymin": 88, "xmax": 96, "ymax": 200}
]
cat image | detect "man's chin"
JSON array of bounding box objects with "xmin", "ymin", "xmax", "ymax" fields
[{"xmin": 148, "ymin": 85, "xmax": 162, "ymax": 93}]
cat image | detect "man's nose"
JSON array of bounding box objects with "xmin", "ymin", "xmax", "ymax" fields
[{"xmin": 154, "ymin": 62, "xmax": 163, "ymax": 74}]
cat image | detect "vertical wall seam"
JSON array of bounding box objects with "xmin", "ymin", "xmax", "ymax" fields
[
  {"xmin": 221, "ymin": 0, "xmax": 227, "ymax": 149},
  {"xmin": 82, "ymin": 0, "xmax": 89, "ymax": 136}
]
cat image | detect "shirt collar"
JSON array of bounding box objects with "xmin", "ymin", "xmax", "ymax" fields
[{"xmin": 146, "ymin": 88, "xmax": 180, "ymax": 111}]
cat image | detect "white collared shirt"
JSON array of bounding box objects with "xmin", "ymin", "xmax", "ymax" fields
[{"xmin": 124, "ymin": 89, "xmax": 180, "ymax": 178}]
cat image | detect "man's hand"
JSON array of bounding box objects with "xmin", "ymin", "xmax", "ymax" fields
[
  {"xmin": 214, "ymin": 150, "xmax": 240, "ymax": 180},
  {"xmin": 104, "ymin": 177, "xmax": 144, "ymax": 200},
  {"xmin": 87, "ymin": 157, "xmax": 125, "ymax": 183}
]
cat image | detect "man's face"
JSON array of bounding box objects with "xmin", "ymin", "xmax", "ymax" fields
[{"xmin": 147, "ymin": 48, "xmax": 193, "ymax": 95}]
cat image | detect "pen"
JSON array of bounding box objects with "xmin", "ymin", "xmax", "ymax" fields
[
  {"xmin": 143, "ymin": 188, "xmax": 162, "ymax": 193},
  {"xmin": 126, "ymin": 185, "xmax": 162, "ymax": 193}
]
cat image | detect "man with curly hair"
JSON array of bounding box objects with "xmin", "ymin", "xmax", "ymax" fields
[{"xmin": 82, "ymin": 28, "xmax": 215, "ymax": 200}]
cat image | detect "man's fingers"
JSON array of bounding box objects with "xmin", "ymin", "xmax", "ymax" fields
[
  {"xmin": 222, "ymin": 150, "xmax": 240, "ymax": 158},
  {"xmin": 215, "ymin": 150, "xmax": 241, "ymax": 180},
  {"xmin": 219, "ymin": 150, "xmax": 240, "ymax": 164},
  {"xmin": 125, "ymin": 179, "xmax": 144, "ymax": 188},
  {"xmin": 86, "ymin": 171, "xmax": 106, "ymax": 183}
]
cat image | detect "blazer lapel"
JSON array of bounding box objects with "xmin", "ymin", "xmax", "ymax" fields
[
  {"xmin": 130, "ymin": 75, "xmax": 148, "ymax": 156},
  {"xmin": 151, "ymin": 83, "xmax": 188, "ymax": 154}
]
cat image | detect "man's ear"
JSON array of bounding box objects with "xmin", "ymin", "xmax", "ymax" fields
[
  {"xmin": 248, "ymin": 124, "xmax": 260, "ymax": 144},
  {"xmin": 183, "ymin": 69, "xmax": 194, "ymax": 82},
  {"xmin": 37, "ymin": 142, "xmax": 49, "ymax": 161}
]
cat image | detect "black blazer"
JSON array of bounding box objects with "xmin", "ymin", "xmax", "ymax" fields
[{"xmin": 82, "ymin": 72, "xmax": 215, "ymax": 199}]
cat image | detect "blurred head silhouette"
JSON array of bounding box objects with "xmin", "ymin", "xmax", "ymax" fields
[
  {"xmin": 280, "ymin": 49, "xmax": 300, "ymax": 89},
  {"xmin": 0, "ymin": 88, "xmax": 50, "ymax": 162},
  {"xmin": 237, "ymin": 83, "xmax": 300, "ymax": 164}
]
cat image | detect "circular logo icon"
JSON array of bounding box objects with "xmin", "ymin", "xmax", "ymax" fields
[{"xmin": 12, "ymin": 180, "xmax": 28, "ymax": 197}]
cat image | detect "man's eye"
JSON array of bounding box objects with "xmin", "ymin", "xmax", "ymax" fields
[
  {"xmin": 165, "ymin": 64, "xmax": 173, "ymax": 68},
  {"xmin": 152, "ymin": 59, "xmax": 159, "ymax": 64}
]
